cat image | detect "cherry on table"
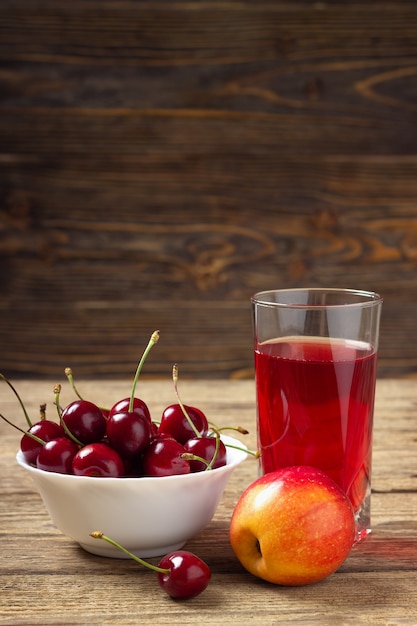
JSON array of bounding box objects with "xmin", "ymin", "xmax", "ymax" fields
[
  {"xmin": 157, "ymin": 550, "xmax": 211, "ymax": 600},
  {"xmin": 90, "ymin": 531, "xmax": 211, "ymax": 600}
]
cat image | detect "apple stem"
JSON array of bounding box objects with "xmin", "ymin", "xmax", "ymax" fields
[
  {"xmin": 0, "ymin": 373, "xmax": 32, "ymax": 428},
  {"xmin": 172, "ymin": 364, "xmax": 201, "ymax": 439},
  {"xmin": 0, "ymin": 412, "xmax": 45, "ymax": 445},
  {"xmin": 129, "ymin": 330, "xmax": 160, "ymax": 413},
  {"xmin": 89, "ymin": 531, "xmax": 169, "ymax": 574}
]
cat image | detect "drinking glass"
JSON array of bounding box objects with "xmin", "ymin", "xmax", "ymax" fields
[{"xmin": 251, "ymin": 288, "xmax": 383, "ymax": 541}]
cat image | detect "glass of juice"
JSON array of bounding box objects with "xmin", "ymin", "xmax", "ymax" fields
[{"xmin": 252, "ymin": 288, "xmax": 383, "ymax": 541}]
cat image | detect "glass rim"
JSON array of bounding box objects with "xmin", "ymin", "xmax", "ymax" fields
[{"xmin": 251, "ymin": 288, "xmax": 383, "ymax": 309}]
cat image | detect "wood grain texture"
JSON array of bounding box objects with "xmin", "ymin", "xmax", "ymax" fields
[
  {"xmin": 0, "ymin": 378, "xmax": 417, "ymax": 625},
  {"xmin": 1, "ymin": 1, "xmax": 417, "ymax": 379}
]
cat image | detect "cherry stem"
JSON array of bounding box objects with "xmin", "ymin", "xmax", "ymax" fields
[
  {"xmin": 172, "ymin": 364, "xmax": 201, "ymax": 438},
  {"xmin": 54, "ymin": 384, "xmax": 62, "ymax": 421},
  {"xmin": 89, "ymin": 531, "xmax": 169, "ymax": 574},
  {"xmin": 64, "ymin": 367, "xmax": 108, "ymax": 412},
  {"xmin": 0, "ymin": 412, "xmax": 45, "ymax": 445},
  {"xmin": 54, "ymin": 384, "xmax": 83, "ymax": 446},
  {"xmin": 207, "ymin": 432, "xmax": 221, "ymax": 470},
  {"xmin": 181, "ymin": 449, "xmax": 222, "ymax": 471},
  {"xmin": 0, "ymin": 373, "xmax": 32, "ymax": 428},
  {"xmin": 209, "ymin": 423, "xmax": 249, "ymax": 436},
  {"xmin": 209, "ymin": 423, "xmax": 258, "ymax": 458},
  {"xmin": 223, "ymin": 441, "xmax": 260, "ymax": 459},
  {"xmin": 129, "ymin": 330, "xmax": 160, "ymax": 413},
  {"xmin": 181, "ymin": 452, "xmax": 210, "ymax": 467},
  {"xmin": 64, "ymin": 368, "xmax": 83, "ymax": 401}
]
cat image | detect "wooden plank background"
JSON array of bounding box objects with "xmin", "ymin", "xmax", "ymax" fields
[{"xmin": 1, "ymin": 1, "xmax": 417, "ymax": 380}]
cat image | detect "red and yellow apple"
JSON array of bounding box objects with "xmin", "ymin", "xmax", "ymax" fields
[{"xmin": 229, "ymin": 466, "xmax": 355, "ymax": 586}]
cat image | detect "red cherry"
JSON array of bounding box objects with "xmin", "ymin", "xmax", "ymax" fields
[
  {"xmin": 142, "ymin": 435, "xmax": 190, "ymax": 477},
  {"xmin": 157, "ymin": 550, "xmax": 211, "ymax": 599},
  {"xmin": 90, "ymin": 532, "xmax": 211, "ymax": 600},
  {"xmin": 20, "ymin": 420, "xmax": 65, "ymax": 466},
  {"xmin": 72, "ymin": 442, "xmax": 125, "ymax": 477},
  {"xmin": 183, "ymin": 435, "xmax": 227, "ymax": 472},
  {"xmin": 36, "ymin": 438, "xmax": 80, "ymax": 474},
  {"xmin": 106, "ymin": 411, "xmax": 152, "ymax": 459},
  {"xmin": 109, "ymin": 397, "xmax": 151, "ymax": 424},
  {"xmin": 61, "ymin": 400, "xmax": 107, "ymax": 444},
  {"xmin": 158, "ymin": 404, "xmax": 208, "ymax": 445}
]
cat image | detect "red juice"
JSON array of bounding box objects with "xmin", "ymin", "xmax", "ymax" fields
[{"xmin": 255, "ymin": 336, "xmax": 378, "ymax": 513}]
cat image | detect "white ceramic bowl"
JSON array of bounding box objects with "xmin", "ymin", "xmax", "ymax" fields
[{"xmin": 16, "ymin": 434, "xmax": 247, "ymax": 558}]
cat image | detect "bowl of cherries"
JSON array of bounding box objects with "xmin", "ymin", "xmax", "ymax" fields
[{"xmin": 7, "ymin": 332, "xmax": 249, "ymax": 566}]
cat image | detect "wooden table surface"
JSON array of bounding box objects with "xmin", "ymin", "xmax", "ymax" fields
[{"xmin": 1, "ymin": 378, "xmax": 416, "ymax": 625}]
